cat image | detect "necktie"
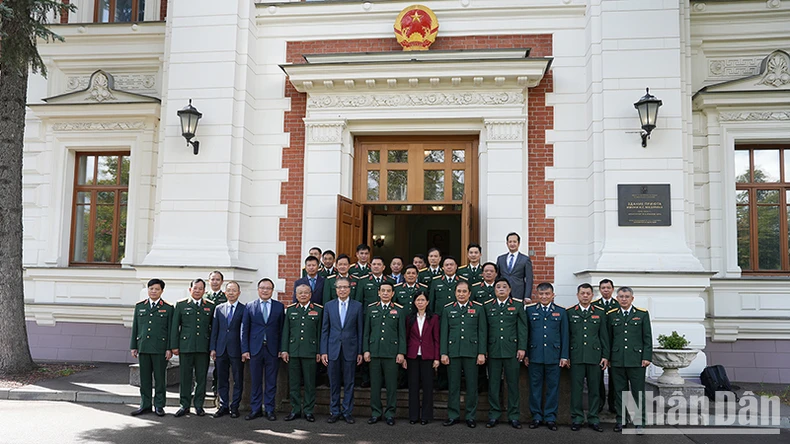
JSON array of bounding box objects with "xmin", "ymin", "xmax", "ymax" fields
[
  {"xmin": 624, "ymin": 310, "xmax": 629, "ymax": 317},
  {"xmin": 376, "ymin": 277, "xmax": 381, "ymax": 284},
  {"xmin": 151, "ymin": 302, "xmax": 156, "ymax": 310},
  {"xmin": 508, "ymin": 254, "xmax": 515, "ymax": 272},
  {"xmin": 228, "ymin": 304, "xmax": 234, "ymax": 321},
  {"xmin": 340, "ymin": 301, "xmax": 347, "ymax": 327},
  {"xmin": 263, "ymin": 301, "xmax": 269, "ymax": 323},
  {"xmin": 448, "ymin": 277, "xmax": 453, "ymax": 284},
  {"xmin": 309, "ymin": 278, "xmax": 316, "ymax": 291},
  {"xmin": 544, "ymin": 306, "xmax": 549, "ymax": 315}
]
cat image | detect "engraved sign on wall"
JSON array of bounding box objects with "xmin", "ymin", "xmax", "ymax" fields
[{"xmin": 617, "ymin": 184, "xmax": 671, "ymax": 226}]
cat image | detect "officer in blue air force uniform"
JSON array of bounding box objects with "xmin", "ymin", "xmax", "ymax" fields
[{"xmin": 524, "ymin": 282, "xmax": 569, "ymax": 431}]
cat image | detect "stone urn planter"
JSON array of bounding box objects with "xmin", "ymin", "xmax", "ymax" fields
[{"xmin": 651, "ymin": 349, "xmax": 699, "ymax": 385}]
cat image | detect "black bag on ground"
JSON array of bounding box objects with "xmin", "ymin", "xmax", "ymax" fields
[{"xmin": 700, "ymin": 364, "xmax": 738, "ymax": 401}]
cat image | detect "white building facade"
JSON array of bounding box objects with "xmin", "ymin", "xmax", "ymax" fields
[{"xmin": 21, "ymin": 0, "xmax": 790, "ymax": 382}]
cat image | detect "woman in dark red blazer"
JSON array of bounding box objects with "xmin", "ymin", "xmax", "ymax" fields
[{"xmin": 405, "ymin": 293, "xmax": 440, "ymax": 424}]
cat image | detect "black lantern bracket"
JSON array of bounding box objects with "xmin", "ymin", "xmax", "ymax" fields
[
  {"xmin": 633, "ymin": 88, "xmax": 663, "ymax": 148},
  {"xmin": 177, "ymin": 99, "xmax": 202, "ymax": 155}
]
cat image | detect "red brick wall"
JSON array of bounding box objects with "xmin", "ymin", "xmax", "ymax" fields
[
  {"xmin": 160, "ymin": 0, "xmax": 167, "ymax": 21},
  {"xmin": 280, "ymin": 34, "xmax": 555, "ymax": 297},
  {"xmin": 60, "ymin": 0, "xmax": 70, "ymax": 24}
]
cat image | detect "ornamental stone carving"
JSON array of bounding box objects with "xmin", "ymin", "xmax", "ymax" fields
[
  {"xmin": 718, "ymin": 112, "xmax": 790, "ymax": 122},
  {"xmin": 756, "ymin": 50, "xmax": 790, "ymax": 87},
  {"xmin": 86, "ymin": 71, "xmax": 116, "ymax": 102},
  {"xmin": 484, "ymin": 119, "xmax": 526, "ymax": 141},
  {"xmin": 67, "ymin": 74, "xmax": 157, "ymax": 92},
  {"xmin": 307, "ymin": 91, "xmax": 524, "ymax": 109},
  {"xmin": 52, "ymin": 121, "xmax": 146, "ymax": 131},
  {"xmin": 708, "ymin": 58, "xmax": 761, "ymax": 78},
  {"xmin": 305, "ymin": 121, "xmax": 346, "ymax": 143}
]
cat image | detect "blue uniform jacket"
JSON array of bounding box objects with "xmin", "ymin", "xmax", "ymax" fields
[{"xmin": 525, "ymin": 302, "xmax": 569, "ymax": 364}]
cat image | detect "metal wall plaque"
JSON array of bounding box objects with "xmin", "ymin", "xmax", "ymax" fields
[{"xmin": 618, "ymin": 184, "xmax": 671, "ymax": 226}]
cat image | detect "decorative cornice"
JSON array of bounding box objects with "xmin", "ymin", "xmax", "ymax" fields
[
  {"xmin": 67, "ymin": 74, "xmax": 157, "ymax": 94},
  {"xmin": 484, "ymin": 119, "xmax": 526, "ymax": 141},
  {"xmin": 718, "ymin": 111, "xmax": 790, "ymax": 122},
  {"xmin": 307, "ymin": 91, "xmax": 524, "ymax": 110},
  {"xmin": 305, "ymin": 120, "xmax": 347, "ymax": 143},
  {"xmin": 708, "ymin": 58, "xmax": 761, "ymax": 78},
  {"xmin": 52, "ymin": 121, "xmax": 146, "ymax": 131}
]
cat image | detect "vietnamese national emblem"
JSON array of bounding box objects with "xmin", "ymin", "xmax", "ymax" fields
[{"xmin": 394, "ymin": 5, "xmax": 439, "ymax": 51}]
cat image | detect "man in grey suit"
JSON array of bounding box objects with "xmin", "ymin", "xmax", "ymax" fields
[
  {"xmin": 320, "ymin": 277, "xmax": 364, "ymax": 424},
  {"xmin": 496, "ymin": 232, "xmax": 534, "ymax": 302}
]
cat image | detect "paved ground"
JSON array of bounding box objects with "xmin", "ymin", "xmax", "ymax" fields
[{"xmin": 1, "ymin": 400, "xmax": 789, "ymax": 444}]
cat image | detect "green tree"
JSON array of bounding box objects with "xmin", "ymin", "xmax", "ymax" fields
[{"xmin": 0, "ymin": 0, "xmax": 75, "ymax": 375}]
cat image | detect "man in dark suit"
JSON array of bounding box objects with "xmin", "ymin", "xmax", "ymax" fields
[
  {"xmin": 241, "ymin": 278, "xmax": 285, "ymax": 421},
  {"xmin": 320, "ymin": 276, "xmax": 364, "ymax": 424},
  {"xmin": 210, "ymin": 280, "xmax": 245, "ymax": 418},
  {"xmin": 294, "ymin": 256, "xmax": 325, "ymax": 305},
  {"xmin": 496, "ymin": 232, "xmax": 534, "ymax": 302}
]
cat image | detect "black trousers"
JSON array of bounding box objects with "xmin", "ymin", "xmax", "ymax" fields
[{"xmin": 407, "ymin": 357, "xmax": 434, "ymax": 421}]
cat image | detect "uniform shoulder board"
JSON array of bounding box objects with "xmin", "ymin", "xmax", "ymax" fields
[
  {"xmin": 635, "ymin": 307, "xmax": 647, "ymax": 312},
  {"xmin": 512, "ymin": 298, "xmax": 523, "ymax": 303},
  {"xmin": 302, "ymin": 266, "xmax": 306, "ymax": 271},
  {"xmin": 472, "ymin": 300, "xmax": 483, "ymax": 306},
  {"xmin": 606, "ymin": 308, "xmax": 619, "ymax": 314},
  {"xmin": 444, "ymin": 301, "xmax": 455, "ymax": 307},
  {"xmin": 205, "ymin": 299, "xmax": 215, "ymax": 305},
  {"xmin": 458, "ymin": 265, "xmax": 468, "ymax": 270},
  {"xmin": 553, "ymin": 304, "xmax": 565, "ymax": 309},
  {"xmin": 458, "ymin": 275, "xmax": 468, "ymax": 280},
  {"xmin": 418, "ymin": 283, "xmax": 428, "ymax": 288},
  {"xmin": 393, "ymin": 302, "xmax": 403, "ymax": 309},
  {"xmin": 159, "ymin": 299, "xmax": 173, "ymax": 306},
  {"xmin": 368, "ymin": 301, "xmax": 378, "ymax": 307},
  {"xmin": 136, "ymin": 299, "xmax": 148, "ymax": 305},
  {"xmin": 313, "ymin": 303, "xmax": 323, "ymax": 309},
  {"xmin": 525, "ymin": 302, "xmax": 537, "ymax": 307},
  {"xmin": 592, "ymin": 305, "xmax": 603, "ymax": 310},
  {"xmin": 351, "ymin": 262, "xmax": 359, "ymax": 268},
  {"xmin": 472, "ymin": 281, "xmax": 482, "ymax": 286},
  {"xmin": 358, "ymin": 274, "xmax": 369, "ymax": 279},
  {"xmin": 394, "ymin": 282, "xmax": 403, "ymax": 287},
  {"xmin": 592, "ymin": 297, "xmax": 601, "ymax": 303},
  {"xmin": 419, "ymin": 267, "xmax": 428, "ymax": 272},
  {"xmin": 432, "ymin": 275, "xmax": 442, "ymax": 280},
  {"xmin": 484, "ymin": 299, "xmax": 494, "ymax": 305},
  {"xmin": 287, "ymin": 302, "xmax": 297, "ymax": 308},
  {"xmin": 326, "ymin": 274, "xmax": 336, "ymax": 279},
  {"xmin": 179, "ymin": 297, "xmax": 190, "ymax": 303}
]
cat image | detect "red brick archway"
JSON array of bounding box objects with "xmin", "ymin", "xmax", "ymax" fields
[{"xmin": 279, "ymin": 35, "xmax": 554, "ymax": 298}]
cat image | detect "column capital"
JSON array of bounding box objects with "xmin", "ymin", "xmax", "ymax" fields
[
  {"xmin": 484, "ymin": 118, "xmax": 526, "ymax": 142},
  {"xmin": 304, "ymin": 119, "xmax": 347, "ymax": 144}
]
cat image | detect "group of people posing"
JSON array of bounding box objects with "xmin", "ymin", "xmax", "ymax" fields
[{"xmin": 130, "ymin": 232, "xmax": 653, "ymax": 433}]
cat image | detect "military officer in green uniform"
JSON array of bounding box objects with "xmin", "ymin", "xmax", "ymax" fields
[
  {"xmin": 418, "ymin": 248, "xmax": 443, "ymax": 287},
  {"xmin": 130, "ymin": 278, "xmax": 173, "ymax": 417},
  {"xmin": 363, "ymin": 282, "xmax": 407, "ymax": 425},
  {"xmin": 349, "ymin": 244, "xmax": 372, "ymax": 277},
  {"xmin": 441, "ymin": 280, "xmax": 487, "ymax": 428},
  {"xmin": 206, "ymin": 270, "xmax": 227, "ymax": 304},
  {"xmin": 568, "ymin": 283, "xmax": 609, "ymax": 432},
  {"xmin": 393, "ymin": 265, "xmax": 427, "ymax": 308},
  {"xmin": 457, "ymin": 243, "xmax": 484, "ymax": 286},
  {"xmin": 320, "ymin": 250, "xmax": 336, "ymax": 277},
  {"xmin": 354, "ymin": 257, "xmax": 395, "ymax": 307},
  {"xmin": 484, "ymin": 277, "xmax": 527, "ymax": 429},
  {"xmin": 607, "ymin": 286, "xmax": 652, "ymax": 433},
  {"xmin": 428, "ymin": 256, "xmax": 466, "ymax": 313},
  {"xmin": 323, "ymin": 254, "xmax": 358, "ymax": 304},
  {"xmin": 592, "ymin": 278, "xmax": 618, "ymax": 415},
  {"xmin": 282, "ymin": 284, "xmax": 323, "ymax": 422},
  {"xmin": 471, "ymin": 262, "xmax": 498, "ymax": 304},
  {"xmin": 171, "ymin": 278, "xmax": 216, "ymax": 417}
]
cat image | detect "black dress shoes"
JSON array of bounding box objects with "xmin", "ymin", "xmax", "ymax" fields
[
  {"xmin": 589, "ymin": 423, "xmax": 604, "ymax": 432},
  {"xmin": 344, "ymin": 415, "xmax": 355, "ymax": 424},
  {"xmin": 510, "ymin": 420, "xmax": 522, "ymax": 429},
  {"xmin": 305, "ymin": 414, "xmax": 315, "ymax": 422},
  {"xmin": 245, "ymin": 410, "xmax": 263, "ymax": 420},
  {"xmin": 368, "ymin": 416, "xmax": 381, "ymax": 424},
  {"xmin": 174, "ymin": 407, "xmax": 189, "ymax": 418},
  {"xmin": 466, "ymin": 419, "xmax": 477, "ymax": 428},
  {"xmin": 386, "ymin": 417, "xmax": 395, "ymax": 426},
  {"xmin": 571, "ymin": 423, "xmax": 582, "ymax": 431},
  {"xmin": 614, "ymin": 423, "xmax": 623, "ymax": 432},
  {"xmin": 547, "ymin": 421, "xmax": 558, "ymax": 431},
  {"xmin": 266, "ymin": 411, "xmax": 277, "ymax": 421},
  {"xmin": 486, "ymin": 419, "xmax": 497, "ymax": 428},
  {"xmin": 409, "ymin": 420, "xmax": 418, "ymax": 425},
  {"xmin": 360, "ymin": 381, "xmax": 371, "ymax": 388},
  {"xmin": 230, "ymin": 410, "xmax": 240, "ymax": 419},
  {"xmin": 327, "ymin": 414, "xmax": 340, "ymax": 423},
  {"xmin": 528, "ymin": 420, "xmax": 541, "ymax": 429},
  {"xmin": 443, "ymin": 418, "xmax": 459, "ymax": 426},
  {"xmin": 284, "ymin": 412, "xmax": 301, "ymax": 421},
  {"xmin": 155, "ymin": 407, "xmax": 165, "ymax": 417},
  {"xmin": 195, "ymin": 408, "xmax": 205, "ymax": 417},
  {"xmin": 131, "ymin": 407, "xmax": 151, "ymax": 416},
  {"xmin": 213, "ymin": 408, "xmax": 229, "ymax": 418},
  {"xmin": 421, "ymin": 420, "xmax": 430, "ymax": 425}
]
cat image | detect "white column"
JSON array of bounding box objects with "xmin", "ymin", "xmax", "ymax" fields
[
  {"xmin": 483, "ymin": 118, "xmax": 528, "ymax": 259},
  {"xmin": 301, "ymin": 119, "xmax": 349, "ymax": 256}
]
